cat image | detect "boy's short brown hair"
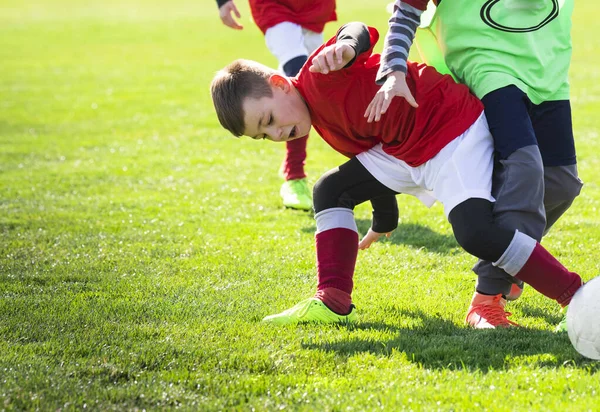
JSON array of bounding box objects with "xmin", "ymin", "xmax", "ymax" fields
[{"xmin": 210, "ymin": 59, "xmax": 277, "ymax": 137}]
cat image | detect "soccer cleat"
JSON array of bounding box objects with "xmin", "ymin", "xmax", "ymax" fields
[
  {"xmin": 280, "ymin": 178, "xmax": 312, "ymax": 211},
  {"xmin": 466, "ymin": 292, "xmax": 519, "ymax": 329},
  {"xmin": 506, "ymin": 282, "xmax": 524, "ymax": 301},
  {"xmin": 262, "ymin": 297, "xmax": 357, "ymax": 325},
  {"xmin": 555, "ymin": 305, "xmax": 568, "ymax": 333}
]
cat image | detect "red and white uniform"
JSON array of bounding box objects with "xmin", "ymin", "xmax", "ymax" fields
[
  {"xmin": 249, "ymin": 0, "xmax": 336, "ymax": 34},
  {"xmin": 293, "ymin": 27, "xmax": 483, "ymax": 167}
]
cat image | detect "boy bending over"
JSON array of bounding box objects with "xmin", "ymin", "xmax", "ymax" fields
[
  {"xmin": 210, "ymin": 22, "xmax": 588, "ymax": 328},
  {"xmin": 216, "ymin": 0, "xmax": 337, "ymax": 211}
]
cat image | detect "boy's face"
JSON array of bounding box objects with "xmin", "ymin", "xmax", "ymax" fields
[{"xmin": 242, "ymin": 75, "xmax": 311, "ymax": 142}]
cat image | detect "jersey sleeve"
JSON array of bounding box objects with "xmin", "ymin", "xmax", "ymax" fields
[{"xmin": 376, "ymin": 1, "xmax": 426, "ymax": 83}]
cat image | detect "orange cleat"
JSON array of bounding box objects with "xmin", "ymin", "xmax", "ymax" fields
[
  {"xmin": 506, "ymin": 282, "xmax": 524, "ymax": 301},
  {"xmin": 466, "ymin": 292, "xmax": 519, "ymax": 329}
]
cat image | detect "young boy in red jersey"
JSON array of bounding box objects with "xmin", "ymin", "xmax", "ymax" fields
[
  {"xmin": 210, "ymin": 22, "xmax": 587, "ymax": 327},
  {"xmin": 216, "ymin": 0, "xmax": 337, "ymax": 211}
]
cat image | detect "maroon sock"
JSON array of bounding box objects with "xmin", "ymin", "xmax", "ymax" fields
[
  {"xmin": 314, "ymin": 288, "xmax": 352, "ymax": 315},
  {"xmin": 515, "ymin": 243, "xmax": 583, "ymax": 306},
  {"xmin": 281, "ymin": 135, "xmax": 307, "ymax": 181},
  {"xmin": 315, "ymin": 227, "xmax": 357, "ymax": 296}
]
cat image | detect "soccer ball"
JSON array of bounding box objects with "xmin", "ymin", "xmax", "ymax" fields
[{"xmin": 566, "ymin": 276, "xmax": 600, "ymax": 360}]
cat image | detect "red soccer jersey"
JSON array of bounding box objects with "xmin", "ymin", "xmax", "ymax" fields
[
  {"xmin": 249, "ymin": 0, "xmax": 336, "ymax": 34},
  {"xmin": 404, "ymin": 0, "xmax": 433, "ymax": 11},
  {"xmin": 291, "ymin": 27, "xmax": 483, "ymax": 167}
]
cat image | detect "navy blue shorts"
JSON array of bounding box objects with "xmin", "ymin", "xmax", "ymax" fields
[{"xmin": 481, "ymin": 85, "xmax": 577, "ymax": 167}]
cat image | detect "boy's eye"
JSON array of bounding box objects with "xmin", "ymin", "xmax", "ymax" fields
[{"xmin": 268, "ymin": 115, "xmax": 273, "ymax": 125}]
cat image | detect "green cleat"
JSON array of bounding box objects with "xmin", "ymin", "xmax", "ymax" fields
[
  {"xmin": 262, "ymin": 298, "xmax": 357, "ymax": 325},
  {"xmin": 555, "ymin": 305, "xmax": 568, "ymax": 333},
  {"xmin": 280, "ymin": 178, "xmax": 312, "ymax": 211}
]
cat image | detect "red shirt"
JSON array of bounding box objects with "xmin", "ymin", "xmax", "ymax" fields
[
  {"xmin": 291, "ymin": 27, "xmax": 483, "ymax": 167},
  {"xmin": 249, "ymin": 0, "xmax": 336, "ymax": 34},
  {"xmin": 404, "ymin": 0, "xmax": 434, "ymax": 11}
]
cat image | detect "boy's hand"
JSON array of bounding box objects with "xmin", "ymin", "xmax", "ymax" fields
[
  {"xmin": 358, "ymin": 229, "xmax": 392, "ymax": 250},
  {"xmin": 309, "ymin": 43, "xmax": 356, "ymax": 74},
  {"xmin": 364, "ymin": 71, "xmax": 418, "ymax": 123},
  {"xmin": 218, "ymin": 0, "xmax": 243, "ymax": 30}
]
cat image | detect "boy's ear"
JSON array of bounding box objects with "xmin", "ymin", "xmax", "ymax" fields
[{"xmin": 269, "ymin": 74, "xmax": 292, "ymax": 93}]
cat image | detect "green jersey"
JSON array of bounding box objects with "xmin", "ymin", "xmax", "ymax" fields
[{"xmin": 421, "ymin": 0, "xmax": 573, "ymax": 104}]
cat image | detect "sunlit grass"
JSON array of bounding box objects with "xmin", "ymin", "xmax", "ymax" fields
[{"xmin": 1, "ymin": 0, "xmax": 599, "ymax": 409}]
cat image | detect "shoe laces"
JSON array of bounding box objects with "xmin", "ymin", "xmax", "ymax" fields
[{"xmin": 470, "ymin": 296, "xmax": 519, "ymax": 327}]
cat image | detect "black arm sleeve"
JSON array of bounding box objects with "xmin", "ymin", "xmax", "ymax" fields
[
  {"xmin": 370, "ymin": 195, "xmax": 399, "ymax": 233},
  {"xmin": 335, "ymin": 22, "xmax": 371, "ymax": 68},
  {"xmin": 216, "ymin": 0, "xmax": 228, "ymax": 8}
]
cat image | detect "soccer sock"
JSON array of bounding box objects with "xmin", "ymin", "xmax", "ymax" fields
[
  {"xmin": 314, "ymin": 208, "xmax": 358, "ymax": 314},
  {"xmin": 281, "ymin": 55, "xmax": 309, "ymax": 181},
  {"xmin": 314, "ymin": 288, "xmax": 352, "ymax": 315},
  {"xmin": 281, "ymin": 135, "xmax": 308, "ymax": 181},
  {"xmin": 493, "ymin": 231, "xmax": 582, "ymax": 306}
]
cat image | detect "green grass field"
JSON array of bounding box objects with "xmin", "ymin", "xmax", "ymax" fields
[{"xmin": 1, "ymin": 0, "xmax": 600, "ymax": 409}]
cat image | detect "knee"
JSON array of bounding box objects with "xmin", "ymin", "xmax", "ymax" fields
[
  {"xmin": 313, "ymin": 171, "xmax": 348, "ymax": 213},
  {"xmin": 450, "ymin": 199, "xmax": 511, "ymax": 262},
  {"xmin": 507, "ymin": 147, "xmax": 545, "ymax": 180},
  {"xmin": 494, "ymin": 146, "xmax": 545, "ymax": 205},
  {"xmin": 453, "ymin": 226, "xmax": 485, "ymax": 257},
  {"xmin": 313, "ymin": 173, "xmax": 333, "ymax": 213},
  {"xmin": 544, "ymin": 165, "xmax": 583, "ymax": 205},
  {"xmin": 454, "ymin": 225, "xmax": 509, "ymax": 262}
]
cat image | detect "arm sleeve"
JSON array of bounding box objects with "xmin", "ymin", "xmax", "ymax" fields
[
  {"xmin": 216, "ymin": 0, "xmax": 228, "ymax": 8},
  {"xmin": 370, "ymin": 195, "xmax": 399, "ymax": 233},
  {"xmin": 335, "ymin": 22, "xmax": 372, "ymax": 68},
  {"xmin": 375, "ymin": 1, "xmax": 426, "ymax": 84}
]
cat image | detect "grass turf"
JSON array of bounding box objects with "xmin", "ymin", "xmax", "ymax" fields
[{"xmin": 1, "ymin": 0, "xmax": 600, "ymax": 409}]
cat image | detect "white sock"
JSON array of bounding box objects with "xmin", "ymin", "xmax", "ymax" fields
[
  {"xmin": 492, "ymin": 230, "xmax": 537, "ymax": 276},
  {"xmin": 315, "ymin": 208, "xmax": 357, "ymax": 234}
]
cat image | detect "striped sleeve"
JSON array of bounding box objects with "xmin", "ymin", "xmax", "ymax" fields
[{"xmin": 376, "ymin": 1, "xmax": 425, "ymax": 84}]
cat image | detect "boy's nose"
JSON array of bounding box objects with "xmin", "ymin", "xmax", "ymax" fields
[{"xmin": 268, "ymin": 126, "xmax": 283, "ymax": 141}]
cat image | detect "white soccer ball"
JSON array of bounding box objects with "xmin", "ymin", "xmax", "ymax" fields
[{"xmin": 567, "ymin": 276, "xmax": 600, "ymax": 360}]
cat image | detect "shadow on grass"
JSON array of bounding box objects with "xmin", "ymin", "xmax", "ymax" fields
[
  {"xmin": 301, "ymin": 308, "xmax": 599, "ymax": 372},
  {"xmin": 301, "ymin": 219, "xmax": 458, "ymax": 254},
  {"xmin": 519, "ymin": 302, "xmax": 565, "ymax": 326}
]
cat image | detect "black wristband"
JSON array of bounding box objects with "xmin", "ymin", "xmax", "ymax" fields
[{"xmin": 336, "ymin": 22, "xmax": 371, "ymax": 68}]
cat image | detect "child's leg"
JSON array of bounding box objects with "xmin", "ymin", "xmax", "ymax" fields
[
  {"xmin": 264, "ymin": 22, "xmax": 315, "ymax": 210},
  {"xmin": 262, "ymin": 156, "xmax": 399, "ymax": 324},
  {"xmin": 301, "ymin": 28, "xmax": 325, "ymax": 57},
  {"xmin": 280, "ymin": 55, "xmax": 308, "ymax": 181},
  {"xmin": 279, "ymin": 29, "xmax": 324, "ymax": 182},
  {"xmin": 474, "ymin": 92, "xmax": 583, "ymax": 299},
  {"xmin": 532, "ymin": 99, "xmax": 583, "ymax": 234},
  {"xmin": 472, "ymin": 86, "xmax": 546, "ymax": 297},
  {"xmin": 313, "ymin": 157, "xmax": 400, "ymax": 314},
  {"xmin": 432, "ymin": 112, "xmax": 583, "ymax": 326},
  {"xmin": 449, "ymin": 199, "xmax": 582, "ymax": 307}
]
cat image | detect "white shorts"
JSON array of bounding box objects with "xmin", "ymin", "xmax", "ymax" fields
[
  {"xmin": 356, "ymin": 113, "xmax": 495, "ymax": 217},
  {"xmin": 264, "ymin": 22, "xmax": 324, "ymax": 71}
]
